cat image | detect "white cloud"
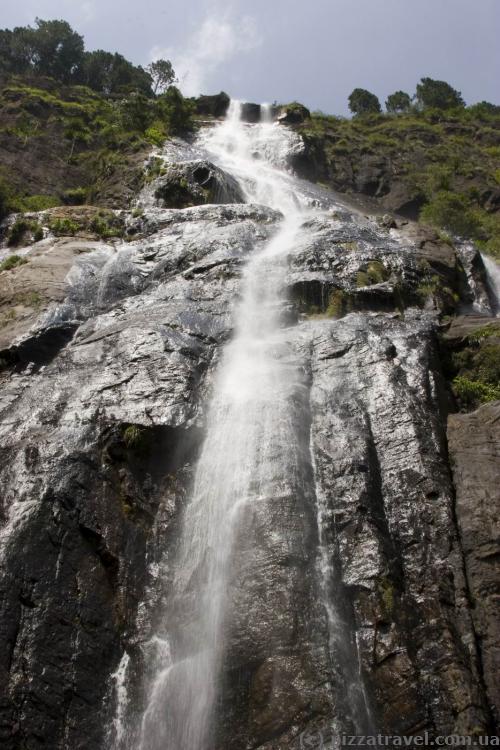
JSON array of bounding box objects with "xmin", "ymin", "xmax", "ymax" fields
[{"xmin": 150, "ymin": 13, "xmax": 262, "ymax": 96}]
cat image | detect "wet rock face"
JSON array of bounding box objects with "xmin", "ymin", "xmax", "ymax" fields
[
  {"xmin": 447, "ymin": 402, "xmax": 500, "ymax": 730},
  {"xmin": 307, "ymin": 312, "xmax": 489, "ymax": 735},
  {"xmin": 152, "ymin": 160, "xmax": 245, "ymax": 208},
  {"xmin": 278, "ymin": 103, "xmax": 311, "ymax": 125},
  {"xmin": 194, "ymin": 92, "xmax": 231, "ymax": 119},
  {"xmin": 0, "ymin": 203, "xmax": 278, "ymax": 749},
  {"xmin": 0, "ymin": 167, "xmax": 498, "ymax": 747},
  {"xmin": 240, "ymin": 102, "xmax": 262, "ymax": 123},
  {"xmin": 289, "ymin": 140, "xmax": 424, "ymax": 219}
]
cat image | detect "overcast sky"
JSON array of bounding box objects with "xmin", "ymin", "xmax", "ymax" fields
[{"xmin": 2, "ymin": 0, "xmax": 499, "ymax": 113}]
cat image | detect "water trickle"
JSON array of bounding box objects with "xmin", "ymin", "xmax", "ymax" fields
[
  {"xmin": 111, "ymin": 652, "xmax": 131, "ymax": 747},
  {"xmin": 261, "ymin": 102, "xmax": 274, "ymax": 123},
  {"xmin": 481, "ymin": 252, "xmax": 500, "ymax": 314},
  {"xmin": 134, "ymin": 100, "xmax": 371, "ymax": 749}
]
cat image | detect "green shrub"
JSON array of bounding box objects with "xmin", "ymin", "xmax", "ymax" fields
[
  {"xmin": 356, "ymin": 261, "xmax": 389, "ymax": 287},
  {"xmin": 452, "ymin": 376, "xmax": 500, "ymax": 408},
  {"xmin": 466, "ymin": 324, "xmax": 500, "ymax": 344},
  {"xmin": 0, "ymin": 254, "xmax": 28, "ymax": 271},
  {"xmin": 20, "ymin": 194, "xmax": 60, "ymax": 211},
  {"xmin": 448, "ymin": 326, "xmax": 500, "ymax": 410},
  {"xmin": 326, "ymin": 289, "xmax": 352, "ymax": 318},
  {"xmin": 377, "ymin": 577, "xmax": 395, "ymax": 616},
  {"xmin": 144, "ymin": 156, "xmax": 166, "ymax": 183},
  {"xmin": 157, "ymin": 86, "xmax": 195, "ymax": 135},
  {"xmin": 0, "ymin": 175, "xmax": 14, "ymax": 219},
  {"xmin": 122, "ymin": 424, "xmax": 151, "ymax": 455},
  {"xmin": 7, "ymin": 219, "xmax": 41, "ymax": 246},
  {"xmin": 420, "ymin": 191, "xmax": 481, "ymax": 237},
  {"xmin": 89, "ymin": 213, "xmax": 123, "ymax": 238},
  {"xmin": 145, "ymin": 122, "xmax": 167, "ymax": 146},
  {"xmin": 123, "ymin": 425, "xmax": 143, "ymax": 447},
  {"xmin": 7, "ymin": 219, "xmax": 29, "ymax": 246},
  {"xmin": 49, "ymin": 217, "xmax": 80, "ymax": 236},
  {"xmin": 62, "ymin": 187, "xmax": 88, "ymax": 205}
]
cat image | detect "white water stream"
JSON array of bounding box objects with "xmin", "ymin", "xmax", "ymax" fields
[
  {"xmin": 481, "ymin": 252, "xmax": 500, "ymax": 313},
  {"xmin": 132, "ymin": 102, "xmax": 370, "ymax": 750}
]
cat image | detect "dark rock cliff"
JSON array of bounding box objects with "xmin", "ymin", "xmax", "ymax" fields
[{"xmin": 0, "ymin": 132, "xmax": 498, "ymax": 749}]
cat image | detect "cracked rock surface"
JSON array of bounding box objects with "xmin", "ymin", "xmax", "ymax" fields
[{"xmin": 0, "ymin": 148, "xmax": 498, "ymax": 748}]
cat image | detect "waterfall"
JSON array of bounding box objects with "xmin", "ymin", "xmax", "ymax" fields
[
  {"xmin": 481, "ymin": 252, "xmax": 500, "ymax": 314},
  {"xmin": 133, "ymin": 101, "xmax": 371, "ymax": 750}
]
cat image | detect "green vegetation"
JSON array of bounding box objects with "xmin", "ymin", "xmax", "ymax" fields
[
  {"xmin": 386, "ymin": 91, "xmax": 411, "ymax": 114},
  {"xmin": 46, "ymin": 209, "xmax": 125, "ymax": 238},
  {"xmin": 123, "ymin": 425, "xmax": 144, "ymax": 448},
  {"xmin": 348, "ymin": 88, "xmax": 381, "ymax": 116},
  {"xmin": 420, "ymin": 192, "xmax": 480, "ymax": 237},
  {"xmin": 466, "ymin": 325, "xmax": 500, "ymax": 344},
  {"xmin": 0, "ymin": 76, "xmax": 194, "ymax": 215},
  {"xmin": 452, "ymin": 376, "xmax": 500, "ymax": 408},
  {"xmin": 414, "ymin": 272, "xmax": 459, "ymax": 313},
  {"xmin": 122, "ymin": 424, "xmax": 151, "ymax": 456},
  {"xmin": 298, "ymin": 81, "xmax": 500, "ymax": 257},
  {"xmin": 415, "ymin": 77, "xmax": 465, "ymax": 110},
  {"xmin": 446, "ymin": 324, "xmax": 500, "ymax": 410},
  {"xmin": 0, "ymin": 254, "xmax": 28, "ymax": 271},
  {"xmin": 89, "ymin": 211, "xmax": 124, "ymax": 239},
  {"xmin": 48, "ymin": 217, "xmax": 79, "ymax": 236},
  {"xmin": 62, "ymin": 187, "xmax": 88, "ymax": 205},
  {"xmin": 0, "ymin": 19, "xmax": 195, "ymax": 221},
  {"xmin": 147, "ymin": 59, "xmax": 176, "ymax": 95},
  {"xmin": 356, "ymin": 260, "xmax": 389, "ymax": 286},
  {"xmin": 377, "ymin": 577, "xmax": 395, "ymax": 618},
  {"xmin": 326, "ymin": 288, "xmax": 352, "ymax": 318},
  {"xmin": 0, "ymin": 18, "xmax": 166, "ymax": 97},
  {"xmin": 7, "ymin": 218, "xmax": 43, "ymax": 246}
]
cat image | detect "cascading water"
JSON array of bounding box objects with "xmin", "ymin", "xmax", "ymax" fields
[
  {"xmin": 481, "ymin": 252, "xmax": 500, "ymax": 313},
  {"xmin": 132, "ymin": 101, "xmax": 371, "ymax": 750}
]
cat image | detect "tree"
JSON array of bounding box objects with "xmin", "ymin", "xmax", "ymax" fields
[
  {"xmin": 0, "ymin": 19, "xmax": 152, "ymax": 95},
  {"xmin": 30, "ymin": 19, "xmax": 84, "ymax": 82},
  {"xmin": 0, "ymin": 26, "xmax": 37, "ymax": 74},
  {"xmin": 348, "ymin": 88, "xmax": 381, "ymax": 116},
  {"xmin": 0, "ymin": 19, "xmax": 84, "ymax": 82},
  {"xmin": 415, "ymin": 77, "xmax": 465, "ymax": 110},
  {"xmin": 467, "ymin": 101, "xmax": 500, "ymax": 118},
  {"xmin": 386, "ymin": 90, "xmax": 411, "ymax": 113},
  {"xmin": 147, "ymin": 59, "xmax": 176, "ymax": 95},
  {"xmin": 157, "ymin": 86, "xmax": 195, "ymax": 135},
  {"xmin": 79, "ymin": 50, "xmax": 152, "ymax": 96},
  {"xmin": 119, "ymin": 91, "xmax": 156, "ymax": 132}
]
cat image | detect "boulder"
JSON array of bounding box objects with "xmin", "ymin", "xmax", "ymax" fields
[
  {"xmin": 153, "ymin": 160, "xmax": 245, "ymax": 208},
  {"xmin": 194, "ymin": 91, "xmax": 230, "ymax": 118},
  {"xmin": 278, "ymin": 102, "xmax": 311, "ymax": 125},
  {"xmin": 240, "ymin": 102, "xmax": 261, "ymax": 123}
]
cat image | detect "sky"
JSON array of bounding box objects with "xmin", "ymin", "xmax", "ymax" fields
[{"xmin": 2, "ymin": 0, "xmax": 499, "ymax": 114}]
